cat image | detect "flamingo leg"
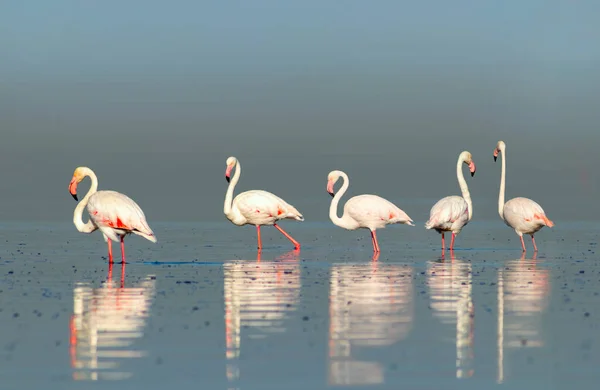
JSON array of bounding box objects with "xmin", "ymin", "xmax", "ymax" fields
[
  {"xmin": 531, "ymin": 235, "xmax": 538, "ymax": 252},
  {"xmin": 274, "ymin": 223, "xmax": 301, "ymax": 250},
  {"xmin": 441, "ymin": 232, "xmax": 445, "ymax": 250},
  {"xmin": 520, "ymin": 236, "xmax": 526, "ymax": 252},
  {"xmin": 370, "ymin": 230, "xmax": 381, "ymax": 253},
  {"xmin": 256, "ymin": 225, "xmax": 262, "ymax": 250},
  {"xmin": 107, "ymin": 240, "xmax": 114, "ymax": 264},
  {"xmin": 450, "ymin": 233, "xmax": 456, "ymax": 250},
  {"xmin": 120, "ymin": 261, "xmax": 126, "ymax": 288},
  {"xmin": 120, "ymin": 236, "xmax": 126, "ymax": 264}
]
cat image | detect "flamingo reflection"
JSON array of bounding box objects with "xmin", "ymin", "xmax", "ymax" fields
[
  {"xmin": 427, "ymin": 251, "xmax": 474, "ymax": 378},
  {"xmin": 70, "ymin": 263, "xmax": 156, "ymax": 381},
  {"xmin": 224, "ymin": 250, "xmax": 301, "ymax": 389},
  {"xmin": 497, "ymin": 252, "xmax": 550, "ymax": 383},
  {"xmin": 328, "ymin": 256, "xmax": 413, "ymax": 386}
]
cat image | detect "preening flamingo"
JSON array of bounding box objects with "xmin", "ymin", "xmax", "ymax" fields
[
  {"xmin": 494, "ymin": 141, "xmax": 554, "ymax": 252},
  {"xmin": 327, "ymin": 170, "xmax": 414, "ymax": 253},
  {"xmin": 69, "ymin": 167, "xmax": 157, "ymax": 263},
  {"xmin": 425, "ymin": 151, "xmax": 476, "ymax": 250},
  {"xmin": 224, "ymin": 156, "xmax": 304, "ymax": 250}
]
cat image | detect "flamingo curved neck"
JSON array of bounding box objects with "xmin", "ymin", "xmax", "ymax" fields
[
  {"xmin": 498, "ymin": 148, "xmax": 506, "ymax": 219},
  {"xmin": 456, "ymin": 156, "xmax": 473, "ymax": 221},
  {"xmin": 74, "ymin": 168, "xmax": 98, "ymax": 233},
  {"xmin": 329, "ymin": 172, "xmax": 359, "ymax": 230},
  {"xmin": 224, "ymin": 161, "xmax": 241, "ymax": 219}
]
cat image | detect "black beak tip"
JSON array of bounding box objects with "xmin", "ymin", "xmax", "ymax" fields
[
  {"xmin": 225, "ymin": 175, "xmax": 230, "ymax": 183},
  {"xmin": 71, "ymin": 193, "xmax": 78, "ymax": 201},
  {"xmin": 493, "ymin": 156, "xmax": 497, "ymax": 162},
  {"xmin": 328, "ymin": 191, "xmax": 335, "ymax": 198},
  {"xmin": 471, "ymin": 172, "xmax": 475, "ymax": 177}
]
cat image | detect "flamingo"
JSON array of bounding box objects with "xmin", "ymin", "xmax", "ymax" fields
[
  {"xmin": 494, "ymin": 141, "xmax": 554, "ymax": 252},
  {"xmin": 224, "ymin": 156, "xmax": 304, "ymax": 250},
  {"xmin": 69, "ymin": 167, "xmax": 157, "ymax": 263},
  {"xmin": 327, "ymin": 170, "xmax": 414, "ymax": 253},
  {"xmin": 425, "ymin": 151, "xmax": 476, "ymax": 250}
]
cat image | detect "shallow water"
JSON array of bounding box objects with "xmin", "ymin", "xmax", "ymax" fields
[{"xmin": 1, "ymin": 221, "xmax": 599, "ymax": 389}]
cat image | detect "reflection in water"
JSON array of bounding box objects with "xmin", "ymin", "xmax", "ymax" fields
[
  {"xmin": 328, "ymin": 260, "xmax": 413, "ymax": 386},
  {"xmin": 70, "ymin": 263, "xmax": 156, "ymax": 381},
  {"xmin": 497, "ymin": 253, "xmax": 550, "ymax": 383},
  {"xmin": 224, "ymin": 250, "xmax": 301, "ymax": 390},
  {"xmin": 427, "ymin": 253, "xmax": 474, "ymax": 378}
]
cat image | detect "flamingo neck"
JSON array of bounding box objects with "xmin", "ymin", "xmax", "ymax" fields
[
  {"xmin": 329, "ymin": 172, "xmax": 359, "ymax": 230},
  {"xmin": 498, "ymin": 147, "xmax": 506, "ymax": 220},
  {"xmin": 456, "ymin": 155, "xmax": 473, "ymax": 221},
  {"xmin": 224, "ymin": 160, "xmax": 241, "ymax": 219},
  {"xmin": 73, "ymin": 168, "xmax": 98, "ymax": 233}
]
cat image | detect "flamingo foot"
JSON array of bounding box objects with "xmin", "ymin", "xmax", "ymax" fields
[{"xmin": 274, "ymin": 224, "xmax": 300, "ymax": 250}]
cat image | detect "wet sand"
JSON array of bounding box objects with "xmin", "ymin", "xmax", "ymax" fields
[{"xmin": 0, "ymin": 221, "xmax": 599, "ymax": 389}]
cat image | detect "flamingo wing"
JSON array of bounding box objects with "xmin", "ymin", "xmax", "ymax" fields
[
  {"xmin": 504, "ymin": 197, "xmax": 553, "ymax": 227},
  {"xmin": 87, "ymin": 190, "xmax": 156, "ymax": 241},
  {"xmin": 425, "ymin": 196, "xmax": 468, "ymax": 230},
  {"xmin": 346, "ymin": 194, "xmax": 413, "ymax": 226}
]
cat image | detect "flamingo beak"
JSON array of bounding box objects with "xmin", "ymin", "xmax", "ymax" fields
[
  {"xmin": 225, "ymin": 165, "xmax": 233, "ymax": 183},
  {"xmin": 69, "ymin": 177, "xmax": 78, "ymax": 201},
  {"xmin": 469, "ymin": 161, "xmax": 476, "ymax": 177},
  {"xmin": 327, "ymin": 180, "xmax": 335, "ymax": 197},
  {"xmin": 493, "ymin": 149, "xmax": 499, "ymax": 162}
]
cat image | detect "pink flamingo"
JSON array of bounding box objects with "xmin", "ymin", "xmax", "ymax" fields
[
  {"xmin": 224, "ymin": 157, "xmax": 304, "ymax": 250},
  {"xmin": 69, "ymin": 167, "xmax": 157, "ymax": 263},
  {"xmin": 425, "ymin": 151, "xmax": 476, "ymax": 250},
  {"xmin": 327, "ymin": 170, "xmax": 414, "ymax": 253},
  {"xmin": 494, "ymin": 141, "xmax": 554, "ymax": 252}
]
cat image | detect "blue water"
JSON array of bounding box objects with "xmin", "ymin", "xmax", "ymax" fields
[{"xmin": 0, "ymin": 221, "xmax": 598, "ymax": 389}]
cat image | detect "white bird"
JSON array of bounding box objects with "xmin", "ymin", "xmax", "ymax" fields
[
  {"xmin": 224, "ymin": 156, "xmax": 304, "ymax": 250},
  {"xmin": 327, "ymin": 170, "xmax": 414, "ymax": 253},
  {"xmin": 494, "ymin": 141, "xmax": 554, "ymax": 252},
  {"xmin": 425, "ymin": 151, "xmax": 476, "ymax": 250},
  {"xmin": 69, "ymin": 167, "xmax": 157, "ymax": 263}
]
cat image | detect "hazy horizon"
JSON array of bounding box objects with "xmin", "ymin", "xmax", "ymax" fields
[{"xmin": 2, "ymin": 1, "xmax": 599, "ymax": 223}]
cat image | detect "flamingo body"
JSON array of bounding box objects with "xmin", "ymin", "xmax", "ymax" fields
[
  {"xmin": 224, "ymin": 157, "xmax": 303, "ymax": 250},
  {"xmin": 342, "ymin": 194, "xmax": 413, "ymax": 231},
  {"xmin": 425, "ymin": 195, "xmax": 469, "ymax": 234},
  {"xmin": 87, "ymin": 190, "xmax": 157, "ymax": 243},
  {"xmin": 327, "ymin": 170, "xmax": 414, "ymax": 253}
]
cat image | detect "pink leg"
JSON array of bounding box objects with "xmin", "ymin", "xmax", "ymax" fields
[
  {"xmin": 256, "ymin": 225, "xmax": 262, "ymax": 250},
  {"xmin": 120, "ymin": 236, "xmax": 126, "ymax": 264},
  {"xmin": 441, "ymin": 233, "xmax": 445, "ymax": 250},
  {"xmin": 274, "ymin": 224, "xmax": 301, "ymax": 250},
  {"xmin": 450, "ymin": 233, "xmax": 456, "ymax": 250},
  {"xmin": 120, "ymin": 262, "xmax": 126, "ymax": 288},
  {"xmin": 107, "ymin": 240, "xmax": 114, "ymax": 264},
  {"xmin": 520, "ymin": 236, "xmax": 526, "ymax": 252},
  {"xmin": 370, "ymin": 230, "xmax": 381, "ymax": 253},
  {"xmin": 531, "ymin": 235, "xmax": 538, "ymax": 252}
]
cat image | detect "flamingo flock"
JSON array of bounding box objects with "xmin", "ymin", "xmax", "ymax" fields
[{"xmin": 69, "ymin": 140, "xmax": 554, "ymax": 262}]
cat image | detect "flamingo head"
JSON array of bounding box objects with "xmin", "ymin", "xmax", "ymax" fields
[
  {"xmin": 460, "ymin": 151, "xmax": 476, "ymax": 177},
  {"xmin": 69, "ymin": 167, "xmax": 87, "ymax": 201},
  {"xmin": 225, "ymin": 156, "xmax": 238, "ymax": 183},
  {"xmin": 493, "ymin": 140, "xmax": 506, "ymax": 162},
  {"xmin": 326, "ymin": 170, "xmax": 343, "ymax": 197}
]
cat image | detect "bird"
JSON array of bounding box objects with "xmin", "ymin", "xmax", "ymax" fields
[
  {"xmin": 69, "ymin": 166, "xmax": 157, "ymax": 263},
  {"xmin": 327, "ymin": 170, "xmax": 414, "ymax": 253},
  {"xmin": 223, "ymin": 156, "xmax": 304, "ymax": 250},
  {"xmin": 494, "ymin": 141, "xmax": 554, "ymax": 252},
  {"xmin": 425, "ymin": 151, "xmax": 476, "ymax": 250}
]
